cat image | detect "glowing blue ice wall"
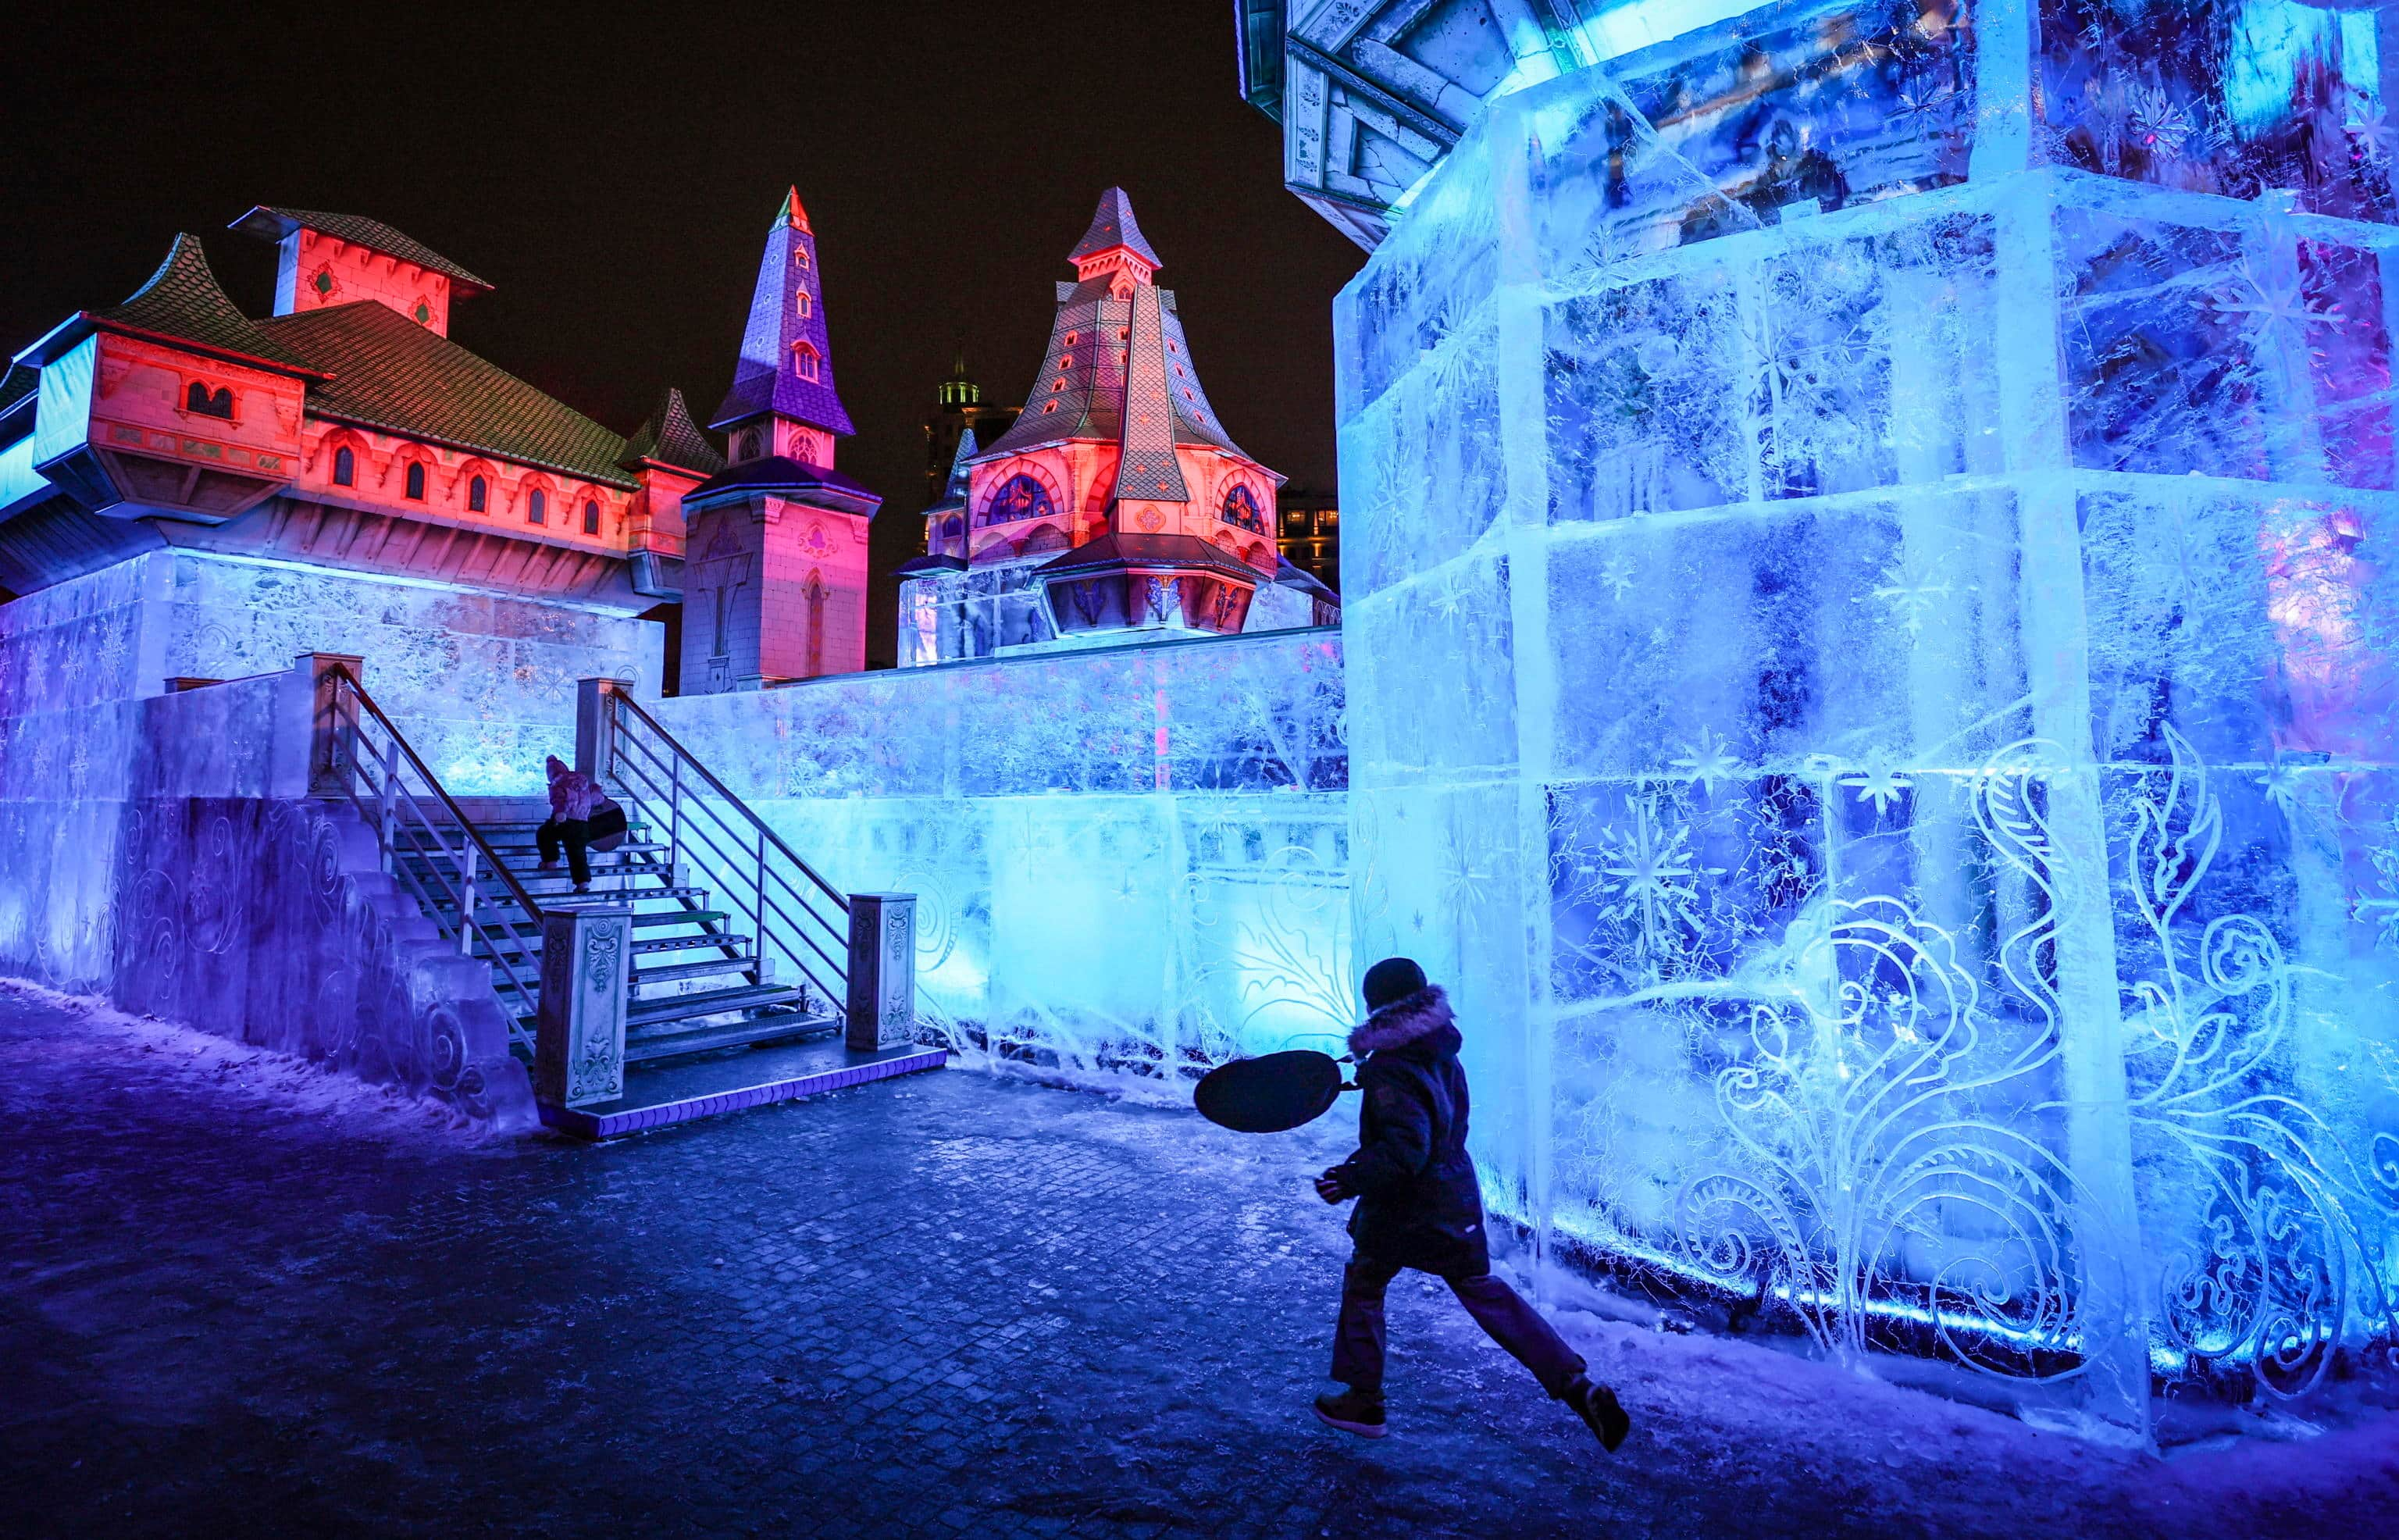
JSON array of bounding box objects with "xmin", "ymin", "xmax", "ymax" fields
[
  {"xmin": 1337, "ymin": 0, "xmax": 2398, "ymax": 1438},
  {"xmin": 648, "ymin": 629, "xmax": 1349, "ymax": 1080}
]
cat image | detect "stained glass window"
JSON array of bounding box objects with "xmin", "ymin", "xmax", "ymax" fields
[
  {"xmin": 976, "ymin": 474, "xmax": 1056, "ymax": 527},
  {"xmin": 1221, "ymin": 483, "xmax": 1266, "ymax": 533}
]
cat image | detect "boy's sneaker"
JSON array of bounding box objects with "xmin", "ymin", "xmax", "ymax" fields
[
  {"xmin": 1566, "ymin": 1376, "xmax": 1631, "ymax": 1452},
  {"xmin": 1312, "ymin": 1388, "xmax": 1387, "ymax": 1438}
]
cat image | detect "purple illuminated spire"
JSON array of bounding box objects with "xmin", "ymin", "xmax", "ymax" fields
[{"xmin": 709, "ymin": 188, "xmax": 854, "ymax": 437}]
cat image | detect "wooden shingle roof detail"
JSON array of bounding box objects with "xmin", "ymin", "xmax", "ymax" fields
[
  {"xmin": 87, "ymin": 233, "xmax": 320, "ymax": 373},
  {"xmin": 618, "ymin": 387, "xmax": 726, "ymax": 476},
  {"xmin": 230, "ymin": 207, "xmax": 494, "ymax": 294},
  {"xmin": 258, "ymin": 301, "xmax": 638, "ymax": 488}
]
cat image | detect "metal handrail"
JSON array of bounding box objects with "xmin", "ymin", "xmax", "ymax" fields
[
  {"xmin": 606, "ymin": 691, "xmax": 850, "ymax": 912},
  {"xmin": 601, "ymin": 690, "xmax": 853, "ymax": 1012},
  {"xmin": 323, "ymin": 666, "xmax": 547, "ymax": 1043},
  {"xmin": 608, "ymin": 729, "xmax": 847, "ymax": 951},
  {"xmin": 330, "ymin": 666, "xmax": 547, "ymax": 925}
]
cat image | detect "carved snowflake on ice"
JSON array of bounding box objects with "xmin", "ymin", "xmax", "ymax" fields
[
  {"xmin": 2349, "ymin": 96, "xmax": 2393, "ymax": 165},
  {"xmin": 1864, "ymin": 553, "xmax": 1955, "ymax": 636},
  {"xmin": 1600, "ymin": 556, "xmax": 1637, "ymax": 601},
  {"xmin": 1670, "ymin": 726, "xmax": 1742, "ymax": 799},
  {"xmin": 2128, "ymin": 85, "xmax": 2195, "ymax": 156},
  {"xmin": 1839, "ymin": 761, "xmax": 1912, "ymax": 817},
  {"xmin": 2208, "ymin": 257, "xmax": 2344, "ymax": 351},
  {"xmin": 1585, "ymin": 794, "xmax": 1716, "ymax": 971}
]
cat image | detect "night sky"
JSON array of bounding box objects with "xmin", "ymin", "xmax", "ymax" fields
[{"xmin": 2, "ymin": 2, "xmax": 1363, "ymax": 662}]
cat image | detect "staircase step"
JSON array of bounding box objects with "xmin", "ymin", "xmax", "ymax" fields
[
  {"xmin": 630, "ymin": 955, "xmax": 761, "ymax": 984},
  {"xmin": 474, "ymin": 930, "xmax": 753, "ymax": 968},
  {"xmin": 469, "ymin": 908, "xmax": 735, "ymax": 941},
  {"xmin": 623, "ymin": 1012, "xmax": 839, "ymax": 1064},
  {"xmin": 627, "ymin": 982, "xmax": 805, "ymax": 1026},
  {"xmin": 431, "ymin": 886, "xmax": 715, "ymax": 911}
]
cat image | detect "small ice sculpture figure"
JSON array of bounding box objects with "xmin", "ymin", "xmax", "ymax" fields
[{"xmin": 1334, "ymin": 0, "xmax": 2397, "ymax": 1442}]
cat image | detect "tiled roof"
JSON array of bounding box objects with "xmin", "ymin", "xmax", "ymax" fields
[
  {"xmin": 709, "ymin": 188, "xmax": 855, "ymax": 436},
  {"xmin": 230, "ymin": 207, "xmax": 494, "ymax": 294},
  {"xmin": 1114, "ymin": 281, "xmax": 1189, "ymax": 502},
  {"xmin": 88, "ymin": 234, "xmax": 319, "ymax": 373},
  {"xmin": 1032, "ymin": 531, "xmax": 1263, "ymax": 583},
  {"xmin": 978, "ymin": 280, "xmax": 1246, "ymax": 464},
  {"xmin": 619, "ymin": 387, "xmax": 725, "ymax": 476},
  {"xmin": 258, "ymin": 301, "xmax": 638, "ymax": 487},
  {"xmin": 1070, "ymin": 188, "xmax": 1160, "ymax": 266},
  {"xmin": 683, "ymin": 453, "xmax": 881, "ymax": 514}
]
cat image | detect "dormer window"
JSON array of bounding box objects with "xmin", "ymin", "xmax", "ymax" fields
[
  {"xmin": 583, "ymin": 500, "xmax": 601, "ymax": 535},
  {"xmin": 405, "ymin": 462, "xmax": 426, "ymax": 501},
  {"xmin": 793, "ymin": 244, "xmax": 811, "ymax": 269},
  {"xmin": 185, "ymin": 381, "xmax": 233, "ymax": 419},
  {"xmin": 468, "ymin": 475, "xmax": 487, "ymax": 512},
  {"xmin": 527, "ymin": 489, "xmax": 547, "ymax": 526},
  {"xmin": 793, "ymin": 342, "xmax": 820, "ymax": 381},
  {"xmin": 795, "ymin": 289, "xmax": 812, "ymax": 319},
  {"xmin": 333, "ymin": 446, "xmax": 355, "ymax": 486}
]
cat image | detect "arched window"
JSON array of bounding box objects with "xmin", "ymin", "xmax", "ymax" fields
[
  {"xmin": 793, "ymin": 342, "xmax": 820, "ymax": 381},
  {"xmin": 583, "ymin": 500, "xmax": 601, "ymax": 535},
  {"xmin": 185, "ymin": 381, "xmax": 233, "ymax": 419},
  {"xmin": 793, "ymin": 244, "xmax": 811, "ymax": 269},
  {"xmin": 468, "ymin": 475, "xmax": 487, "ymax": 512},
  {"xmin": 975, "ymin": 473, "xmax": 1057, "ymax": 528},
  {"xmin": 795, "ymin": 288, "xmax": 812, "ymax": 319},
  {"xmin": 405, "ymin": 462, "xmax": 426, "ymax": 501},
  {"xmin": 1221, "ymin": 483, "xmax": 1266, "ymax": 534},
  {"xmin": 332, "ymin": 446, "xmax": 355, "ymax": 487},
  {"xmin": 527, "ymin": 488, "xmax": 547, "ymax": 525}
]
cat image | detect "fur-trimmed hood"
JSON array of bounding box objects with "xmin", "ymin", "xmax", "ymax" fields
[{"xmin": 1349, "ymin": 985, "xmax": 1456, "ymax": 1057}]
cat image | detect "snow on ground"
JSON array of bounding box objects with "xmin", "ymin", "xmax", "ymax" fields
[{"xmin": 2, "ymin": 978, "xmax": 2395, "ymax": 1538}]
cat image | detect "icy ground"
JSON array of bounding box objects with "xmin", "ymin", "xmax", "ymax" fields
[{"xmin": 1, "ymin": 982, "xmax": 2393, "ymax": 1539}]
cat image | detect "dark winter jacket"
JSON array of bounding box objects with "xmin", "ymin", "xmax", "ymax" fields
[{"xmin": 1334, "ymin": 986, "xmax": 1489, "ymax": 1278}]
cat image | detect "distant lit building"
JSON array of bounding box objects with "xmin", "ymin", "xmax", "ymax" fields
[
  {"xmin": 895, "ymin": 188, "xmax": 1335, "ymax": 668},
  {"xmin": 922, "ymin": 350, "xmax": 1018, "ymax": 522},
  {"xmin": 1275, "ymin": 485, "xmax": 1338, "ymax": 594}
]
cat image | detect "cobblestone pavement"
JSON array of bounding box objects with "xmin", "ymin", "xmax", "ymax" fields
[{"xmin": 3, "ymin": 985, "xmax": 2396, "ymax": 1540}]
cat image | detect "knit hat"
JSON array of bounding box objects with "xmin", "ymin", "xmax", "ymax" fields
[{"xmin": 1361, "ymin": 957, "xmax": 1429, "ymax": 1013}]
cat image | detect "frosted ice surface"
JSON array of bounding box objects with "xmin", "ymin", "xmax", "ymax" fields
[{"xmin": 1337, "ymin": 0, "xmax": 2398, "ymax": 1436}]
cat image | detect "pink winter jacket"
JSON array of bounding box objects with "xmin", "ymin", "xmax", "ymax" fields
[{"xmin": 544, "ymin": 756, "xmax": 605, "ymax": 822}]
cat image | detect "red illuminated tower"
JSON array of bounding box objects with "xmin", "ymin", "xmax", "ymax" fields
[{"xmin": 961, "ymin": 188, "xmax": 1284, "ymax": 647}]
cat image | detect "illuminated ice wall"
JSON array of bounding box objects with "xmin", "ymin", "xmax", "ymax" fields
[
  {"xmin": 1337, "ymin": 0, "xmax": 2398, "ymax": 1437},
  {"xmin": 648, "ymin": 629, "xmax": 1350, "ymax": 1078}
]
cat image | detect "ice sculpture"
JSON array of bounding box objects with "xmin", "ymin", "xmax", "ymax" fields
[{"xmin": 1335, "ymin": 0, "xmax": 2397, "ymax": 1438}]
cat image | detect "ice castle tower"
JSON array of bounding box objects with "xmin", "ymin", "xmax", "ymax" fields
[{"xmin": 1267, "ymin": 0, "xmax": 2399, "ymax": 1439}]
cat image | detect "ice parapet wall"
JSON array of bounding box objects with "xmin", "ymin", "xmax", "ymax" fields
[
  {"xmin": 650, "ymin": 629, "xmax": 1350, "ymax": 1082},
  {"xmin": 1337, "ymin": 0, "xmax": 2396, "ymax": 1437}
]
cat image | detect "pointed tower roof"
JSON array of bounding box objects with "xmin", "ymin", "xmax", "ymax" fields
[
  {"xmin": 1069, "ymin": 188, "xmax": 1160, "ymax": 267},
  {"xmin": 1112, "ymin": 282, "xmax": 1189, "ymax": 503},
  {"xmin": 977, "ymin": 192, "xmax": 1250, "ymax": 468},
  {"xmin": 710, "ymin": 186, "xmax": 854, "ymax": 437},
  {"xmin": 20, "ymin": 233, "xmax": 322, "ymax": 373},
  {"xmin": 941, "ymin": 427, "xmax": 978, "ymax": 503},
  {"xmin": 618, "ymin": 387, "xmax": 726, "ymax": 476}
]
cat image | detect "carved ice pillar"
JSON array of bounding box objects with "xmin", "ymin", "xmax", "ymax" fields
[
  {"xmin": 534, "ymin": 903, "xmax": 632, "ymax": 1106},
  {"xmin": 844, "ymin": 893, "xmax": 917, "ymax": 1051}
]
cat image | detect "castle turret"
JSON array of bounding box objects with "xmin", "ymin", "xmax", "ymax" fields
[
  {"xmin": 966, "ymin": 187, "xmax": 1282, "ymax": 648},
  {"xmin": 678, "ymin": 190, "xmax": 882, "ymax": 692}
]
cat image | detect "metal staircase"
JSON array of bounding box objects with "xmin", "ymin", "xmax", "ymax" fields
[{"xmin": 322, "ymin": 665, "xmax": 847, "ymax": 1069}]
